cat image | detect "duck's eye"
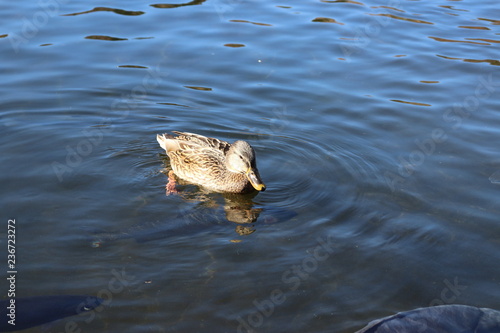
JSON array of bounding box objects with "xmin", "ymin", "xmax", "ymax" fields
[{"xmin": 239, "ymin": 155, "xmax": 243, "ymax": 160}]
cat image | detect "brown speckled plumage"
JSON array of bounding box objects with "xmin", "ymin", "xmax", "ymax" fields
[{"xmin": 157, "ymin": 131, "xmax": 266, "ymax": 193}]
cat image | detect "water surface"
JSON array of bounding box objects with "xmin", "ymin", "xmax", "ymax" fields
[{"xmin": 1, "ymin": 0, "xmax": 500, "ymax": 332}]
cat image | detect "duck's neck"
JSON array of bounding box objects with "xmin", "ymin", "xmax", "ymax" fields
[{"xmin": 221, "ymin": 171, "xmax": 252, "ymax": 193}]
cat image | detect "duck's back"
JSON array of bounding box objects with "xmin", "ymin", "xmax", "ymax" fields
[{"xmin": 171, "ymin": 131, "xmax": 231, "ymax": 153}]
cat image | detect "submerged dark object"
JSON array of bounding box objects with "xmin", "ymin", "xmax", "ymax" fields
[
  {"xmin": 356, "ymin": 304, "xmax": 500, "ymax": 333},
  {"xmin": 0, "ymin": 295, "xmax": 102, "ymax": 332}
]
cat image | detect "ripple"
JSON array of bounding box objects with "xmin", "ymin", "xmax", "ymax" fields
[
  {"xmin": 458, "ymin": 25, "xmax": 490, "ymax": 31},
  {"xmin": 63, "ymin": 7, "xmax": 145, "ymax": 16},
  {"xmin": 184, "ymin": 86, "xmax": 213, "ymax": 91},
  {"xmin": 371, "ymin": 5, "xmax": 404, "ymax": 13},
  {"xmin": 252, "ymin": 134, "xmax": 337, "ymax": 211},
  {"xmin": 85, "ymin": 35, "xmax": 128, "ymax": 41},
  {"xmin": 254, "ymin": 129, "xmax": 391, "ymax": 216},
  {"xmin": 229, "ymin": 20, "xmax": 272, "ymax": 27},
  {"xmin": 223, "ymin": 43, "xmax": 245, "ymax": 48},
  {"xmin": 103, "ymin": 139, "xmax": 161, "ymax": 184},
  {"xmin": 390, "ymin": 99, "xmax": 431, "ymax": 107},
  {"xmin": 429, "ymin": 36, "xmax": 491, "ymax": 45},
  {"xmin": 312, "ymin": 17, "xmax": 344, "ymax": 25},
  {"xmin": 439, "ymin": 5, "xmax": 468, "ymax": 12},
  {"xmin": 321, "ymin": 0, "xmax": 364, "ymax": 6},
  {"xmin": 436, "ymin": 54, "xmax": 500, "ymax": 66},
  {"xmin": 462, "ymin": 59, "xmax": 500, "ymax": 66},
  {"xmin": 118, "ymin": 65, "xmax": 149, "ymax": 69},
  {"xmin": 465, "ymin": 38, "xmax": 500, "ymax": 44},
  {"xmin": 369, "ymin": 13, "xmax": 433, "ymax": 25},
  {"xmin": 150, "ymin": 0, "xmax": 206, "ymax": 9},
  {"xmin": 157, "ymin": 102, "xmax": 191, "ymax": 107},
  {"xmin": 478, "ymin": 18, "xmax": 500, "ymax": 25}
]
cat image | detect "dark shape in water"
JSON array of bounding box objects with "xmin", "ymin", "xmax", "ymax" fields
[
  {"xmin": 0, "ymin": 295, "xmax": 102, "ymax": 332},
  {"xmin": 356, "ymin": 304, "xmax": 500, "ymax": 333}
]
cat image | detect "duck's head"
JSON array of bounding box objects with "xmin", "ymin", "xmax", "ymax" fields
[{"xmin": 226, "ymin": 141, "xmax": 266, "ymax": 191}]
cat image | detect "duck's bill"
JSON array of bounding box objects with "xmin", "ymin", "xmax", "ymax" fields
[{"xmin": 246, "ymin": 168, "xmax": 266, "ymax": 191}]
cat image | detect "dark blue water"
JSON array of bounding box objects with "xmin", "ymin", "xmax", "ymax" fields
[{"xmin": 1, "ymin": 0, "xmax": 500, "ymax": 332}]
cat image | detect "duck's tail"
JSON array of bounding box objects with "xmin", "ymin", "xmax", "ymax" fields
[{"xmin": 157, "ymin": 133, "xmax": 181, "ymax": 152}]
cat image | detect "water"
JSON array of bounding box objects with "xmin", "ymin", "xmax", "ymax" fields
[{"xmin": 1, "ymin": 0, "xmax": 500, "ymax": 332}]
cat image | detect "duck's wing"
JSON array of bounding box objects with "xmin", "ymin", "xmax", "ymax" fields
[
  {"xmin": 170, "ymin": 147, "xmax": 226, "ymax": 180},
  {"xmin": 172, "ymin": 131, "xmax": 231, "ymax": 152}
]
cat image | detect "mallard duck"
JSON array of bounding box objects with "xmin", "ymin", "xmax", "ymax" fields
[{"xmin": 157, "ymin": 131, "xmax": 266, "ymax": 193}]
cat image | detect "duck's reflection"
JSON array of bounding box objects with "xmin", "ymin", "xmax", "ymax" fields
[
  {"xmin": 92, "ymin": 190, "xmax": 296, "ymax": 246},
  {"xmin": 223, "ymin": 193, "xmax": 264, "ymax": 236},
  {"xmin": 175, "ymin": 191, "xmax": 265, "ymax": 237}
]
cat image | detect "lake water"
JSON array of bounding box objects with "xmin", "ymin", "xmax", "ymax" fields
[{"xmin": 1, "ymin": 0, "xmax": 500, "ymax": 332}]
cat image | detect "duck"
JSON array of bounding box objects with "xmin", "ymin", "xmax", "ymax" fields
[{"xmin": 156, "ymin": 131, "xmax": 266, "ymax": 193}]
